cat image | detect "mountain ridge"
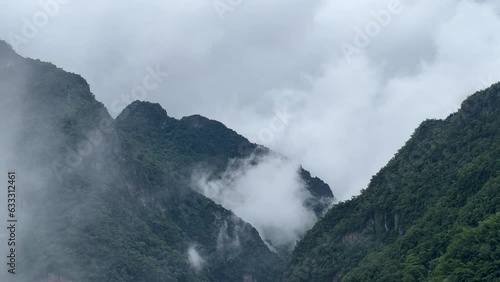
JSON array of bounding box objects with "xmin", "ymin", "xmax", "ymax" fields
[{"xmin": 283, "ymin": 82, "xmax": 500, "ymax": 281}]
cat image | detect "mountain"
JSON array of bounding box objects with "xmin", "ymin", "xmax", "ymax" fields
[
  {"xmin": 0, "ymin": 40, "xmax": 333, "ymax": 282},
  {"xmin": 3, "ymin": 37, "xmax": 498, "ymax": 282},
  {"xmin": 283, "ymin": 83, "xmax": 500, "ymax": 281},
  {"xmin": 115, "ymin": 101, "xmax": 333, "ymax": 218}
]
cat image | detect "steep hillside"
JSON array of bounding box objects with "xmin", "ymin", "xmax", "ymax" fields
[
  {"xmin": 0, "ymin": 40, "xmax": 332, "ymax": 282},
  {"xmin": 284, "ymin": 83, "xmax": 500, "ymax": 281}
]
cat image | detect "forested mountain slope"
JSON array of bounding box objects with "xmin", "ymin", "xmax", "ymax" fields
[
  {"xmin": 284, "ymin": 83, "xmax": 500, "ymax": 281},
  {"xmin": 115, "ymin": 101, "xmax": 333, "ymax": 217},
  {"xmin": 0, "ymin": 40, "xmax": 332, "ymax": 282}
]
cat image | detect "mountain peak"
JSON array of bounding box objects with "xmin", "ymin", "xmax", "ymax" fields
[
  {"xmin": 455, "ymin": 82, "xmax": 500, "ymax": 120},
  {"xmin": 117, "ymin": 100, "xmax": 170, "ymax": 123}
]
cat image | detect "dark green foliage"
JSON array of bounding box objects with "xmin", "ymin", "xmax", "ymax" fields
[
  {"xmin": 429, "ymin": 212, "xmax": 500, "ymax": 281},
  {"xmin": 284, "ymin": 83, "xmax": 500, "ymax": 281}
]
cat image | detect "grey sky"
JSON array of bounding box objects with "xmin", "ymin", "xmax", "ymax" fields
[{"xmin": 1, "ymin": 0, "xmax": 500, "ymax": 200}]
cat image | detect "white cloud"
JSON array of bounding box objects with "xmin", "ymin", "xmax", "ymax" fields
[
  {"xmin": 216, "ymin": 218, "xmax": 241, "ymax": 251},
  {"xmin": 193, "ymin": 154, "xmax": 317, "ymax": 249},
  {"xmin": 187, "ymin": 245, "xmax": 205, "ymax": 271}
]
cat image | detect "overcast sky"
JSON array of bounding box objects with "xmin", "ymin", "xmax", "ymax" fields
[{"xmin": 1, "ymin": 0, "xmax": 500, "ymax": 200}]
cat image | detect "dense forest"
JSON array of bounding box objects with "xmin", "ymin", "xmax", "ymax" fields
[{"xmin": 284, "ymin": 82, "xmax": 500, "ymax": 281}]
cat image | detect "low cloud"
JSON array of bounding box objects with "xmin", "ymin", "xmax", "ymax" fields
[
  {"xmin": 193, "ymin": 153, "xmax": 317, "ymax": 249},
  {"xmin": 216, "ymin": 218, "xmax": 241, "ymax": 252},
  {"xmin": 187, "ymin": 245, "xmax": 205, "ymax": 271}
]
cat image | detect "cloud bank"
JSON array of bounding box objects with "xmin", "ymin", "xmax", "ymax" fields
[{"xmin": 193, "ymin": 154, "xmax": 317, "ymax": 249}]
